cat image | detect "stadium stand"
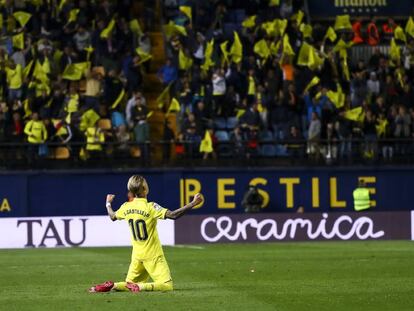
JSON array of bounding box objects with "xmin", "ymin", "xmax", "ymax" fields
[{"xmin": 0, "ymin": 0, "xmax": 413, "ymax": 168}]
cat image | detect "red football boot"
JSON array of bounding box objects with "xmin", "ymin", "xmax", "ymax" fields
[
  {"xmin": 126, "ymin": 282, "xmax": 140, "ymax": 293},
  {"xmin": 89, "ymin": 281, "xmax": 114, "ymax": 293}
]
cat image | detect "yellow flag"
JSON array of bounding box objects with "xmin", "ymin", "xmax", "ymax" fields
[
  {"xmin": 135, "ymin": 47, "xmax": 153, "ymax": 64},
  {"xmin": 342, "ymin": 57, "xmax": 350, "ymax": 81},
  {"xmin": 327, "ymin": 84, "xmax": 345, "ymax": 109},
  {"xmin": 62, "ymin": 62, "xmax": 90, "ymax": 80},
  {"xmin": 308, "ymin": 46, "xmax": 317, "ymax": 69},
  {"xmin": 13, "ymin": 11, "xmax": 32, "ymax": 28},
  {"xmin": 324, "ymin": 26, "xmax": 337, "ymax": 42},
  {"xmin": 262, "ymin": 19, "xmax": 286, "ymax": 37},
  {"xmin": 179, "ymin": 6, "xmax": 192, "ymax": 20},
  {"xmin": 201, "ymin": 39, "xmax": 215, "ymax": 72},
  {"xmin": 23, "ymin": 59, "xmax": 33, "ymax": 79},
  {"xmin": 79, "ymin": 147, "xmax": 89, "ymax": 161},
  {"xmin": 333, "ymin": 39, "xmax": 352, "ymax": 59},
  {"xmin": 100, "ymin": 19, "xmax": 115, "ymax": 39},
  {"xmin": 111, "ymin": 89, "xmax": 125, "ymax": 109},
  {"xmin": 304, "ymin": 76, "xmax": 320, "ymax": 93},
  {"xmin": 167, "ymin": 97, "xmax": 180, "ymax": 113},
  {"xmin": 236, "ymin": 109, "xmax": 246, "ymax": 118},
  {"xmin": 297, "ymin": 42, "xmax": 311, "ymax": 66},
  {"xmin": 178, "ymin": 49, "xmax": 193, "ymax": 70},
  {"xmin": 282, "ymin": 34, "xmax": 295, "ymax": 56},
  {"xmin": 12, "ymin": 32, "xmax": 24, "ymax": 49},
  {"xmin": 230, "ymin": 31, "xmax": 243, "ymax": 64},
  {"xmin": 30, "ymin": 0, "xmax": 42, "ymax": 8},
  {"xmin": 300, "ymin": 23, "xmax": 312, "ymax": 39},
  {"xmin": 58, "ymin": 0, "xmax": 67, "ymax": 11},
  {"xmin": 84, "ymin": 45, "xmax": 94, "ymax": 61},
  {"xmin": 376, "ymin": 119, "xmax": 388, "ymax": 136},
  {"xmin": 242, "ymin": 15, "xmax": 256, "ymax": 29},
  {"xmin": 390, "ymin": 38, "xmax": 400, "ymax": 63},
  {"xmin": 253, "ymin": 39, "xmax": 270, "ymax": 59},
  {"xmin": 345, "ymin": 106, "xmax": 364, "ymax": 122},
  {"xmin": 220, "ymin": 41, "xmax": 229, "ymax": 65},
  {"xmin": 405, "ymin": 17, "xmax": 414, "ymax": 38},
  {"xmin": 129, "ymin": 19, "xmax": 142, "ymax": 35},
  {"xmin": 199, "ymin": 130, "xmax": 213, "ymax": 153},
  {"xmin": 163, "ymin": 20, "xmax": 187, "ymax": 38},
  {"xmin": 23, "ymin": 99, "xmax": 31, "ymax": 118},
  {"xmin": 334, "ymin": 15, "xmax": 352, "ymax": 30},
  {"xmin": 173, "ymin": 24, "xmax": 187, "ymax": 36},
  {"xmin": 278, "ymin": 19, "xmax": 288, "ymax": 36},
  {"xmin": 53, "ymin": 49, "xmax": 64, "ymax": 66},
  {"xmin": 294, "ymin": 10, "xmax": 304, "ymax": 26},
  {"xmin": 269, "ymin": 0, "xmax": 280, "ymax": 6},
  {"xmin": 262, "ymin": 20, "xmax": 277, "ymax": 36},
  {"xmin": 79, "ymin": 108, "xmax": 100, "ymax": 131},
  {"xmin": 394, "ymin": 26, "xmax": 406, "ymax": 42},
  {"xmin": 395, "ymin": 68, "xmax": 404, "ymax": 87},
  {"xmin": 270, "ymin": 40, "xmax": 281, "ymax": 56},
  {"xmin": 157, "ymin": 83, "xmax": 172, "ymax": 108},
  {"xmin": 68, "ymin": 8, "xmax": 79, "ymax": 23}
]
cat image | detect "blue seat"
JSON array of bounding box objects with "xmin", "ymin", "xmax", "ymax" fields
[
  {"xmin": 215, "ymin": 130, "xmax": 230, "ymax": 142},
  {"xmin": 174, "ymin": 17, "xmax": 187, "ymax": 26},
  {"xmin": 223, "ymin": 23, "xmax": 238, "ymax": 36},
  {"xmin": 217, "ymin": 140, "xmax": 233, "ymax": 157},
  {"xmin": 226, "ymin": 117, "xmax": 238, "ymax": 130},
  {"xmin": 227, "ymin": 9, "xmax": 238, "ymax": 23},
  {"xmin": 259, "ymin": 130, "xmax": 274, "ymax": 142},
  {"xmin": 260, "ymin": 144, "xmax": 277, "ymax": 157},
  {"xmin": 111, "ymin": 111, "xmax": 126, "ymax": 128},
  {"xmin": 214, "ymin": 118, "xmax": 227, "ymax": 130},
  {"xmin": 234, "ymin": 9, "xmax": 246, "ymax": 23},
  {"xmin": 275, "ymin": 145, "xmax": 289, "ymax": 157},
  {"xmin": 178, "ymin": 0, "xmax": 191, "ymax": 5}
]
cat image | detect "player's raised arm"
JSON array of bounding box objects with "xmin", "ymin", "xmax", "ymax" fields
[
  {"xmin": 165, "ymin": 193, "xmax": 203, "ymax": 220},
  {"xmin": 105, "ymin": 194, "xmax": 117, "ymax": 221}
]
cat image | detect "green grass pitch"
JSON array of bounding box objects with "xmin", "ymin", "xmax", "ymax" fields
[{"xmin": 1, "ymin": 241, "xmax": 414, "ymax": 311}]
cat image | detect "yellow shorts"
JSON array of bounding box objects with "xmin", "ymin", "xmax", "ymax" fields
[{"xmin": 126, "ymin": 255, "xmax": 172, "ymax": 284}]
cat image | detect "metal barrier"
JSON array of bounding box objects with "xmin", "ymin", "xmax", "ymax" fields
[{"xmin": 0, "ymin": 138, "xmax": 413, "ymax": 169}]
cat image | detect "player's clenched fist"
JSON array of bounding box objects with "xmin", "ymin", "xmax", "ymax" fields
[
  {"xmin": 106, "ymin": 194, "xmax": 115, "ymax": 203},
  {"xmin": 192, "ymin": 193, "xmax": 204, "ymax": 206}
]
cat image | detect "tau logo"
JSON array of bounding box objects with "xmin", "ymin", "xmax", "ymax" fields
[{"xmin": 17, "ymin": 218, "xmax": 88, "ymax": 248}]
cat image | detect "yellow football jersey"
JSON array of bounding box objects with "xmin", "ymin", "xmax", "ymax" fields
[{"xmin": 115, "ymin": 198, "xmax": 167, "ymax": 260}]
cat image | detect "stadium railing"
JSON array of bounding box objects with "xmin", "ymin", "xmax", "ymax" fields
[{"xmin": 0, "ymin": 138, "xmax": 413, "ymax": 169}]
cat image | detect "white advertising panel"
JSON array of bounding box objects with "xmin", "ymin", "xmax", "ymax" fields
[
  {"xmin": 0, "ymin": 216, "xmax": 174, "ymax": 249},
  {"xmin": 412, "ymin": 211, "xmax": 414, "ymax": 241}
]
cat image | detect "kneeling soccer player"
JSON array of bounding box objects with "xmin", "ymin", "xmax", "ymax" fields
[{"xmin": 89, "ymin": 174, "xmax": 203, "ymax": 293}]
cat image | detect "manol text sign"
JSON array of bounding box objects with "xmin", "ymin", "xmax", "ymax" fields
[{"xmin": 308, "ymin": 0, "xmax": 413, "ymax": 16}]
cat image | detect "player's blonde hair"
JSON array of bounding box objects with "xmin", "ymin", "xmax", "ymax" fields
[{"xmin": 127, "ymin": 175, "xmax": 147, "ymax": 198}]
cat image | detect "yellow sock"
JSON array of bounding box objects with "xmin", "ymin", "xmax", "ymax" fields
[
  {"xmin": 113, "ymin": 282, "xmax": 129, "ymax": 292},
  {"xmin": 137, "ymin": 280, "xmax": 173, "ymax": 292}
]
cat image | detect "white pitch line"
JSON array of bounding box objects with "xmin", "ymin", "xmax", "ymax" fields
[{"xmin": 172, "ymin": 245, "xmax": 205, "ymax": 250}]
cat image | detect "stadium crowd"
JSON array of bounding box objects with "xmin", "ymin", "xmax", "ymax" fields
[
  {"xmin": 0, "ymin": 0, "xmax": 153, "ymax": 162},
  {"xmin": 0, "ymin": 0, "xmax": 413, "ymax": 165},
  {"xmin": 162, "ymin": 0, "xmax": 414, "ymax": 163}
]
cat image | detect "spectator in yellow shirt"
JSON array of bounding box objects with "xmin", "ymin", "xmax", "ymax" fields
[
  {"xmin": 24, "ymin": 112, "xmax": 48, "ymax": 162},
  {"xmin": 84, "ymin": 68, "xmax": 103, "ymax": 110},
  {"xmin": 24, "ymin": 112, "xmax": 48, "ymax": 144},
  {"xmin": 85, "ymin": 124, "xmax": 105, "ymax": 159},
  {"xmin": 5, "ymin": 60, "xmax": 23, "ymax": 101}
]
